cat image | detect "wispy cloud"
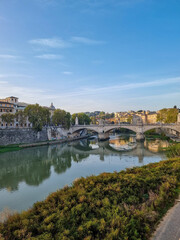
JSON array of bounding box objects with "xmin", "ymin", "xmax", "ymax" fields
[
  {"xmin": 71, "ymin": 36, "xmax": 105, "ymax": 45},
  {"xmin": 0, "ymin": 74, "xmax": 32, "ymax": 79},
  {"xmin": 29, "ymin": 36, "xmax": 105, "ymax": 49},
  {"xmin": 35, "ymin": 54, "xmax": 63, "ymax": 60},
  {"xmin": 62, "ymin": 71, "xmax": 73, "ymax": 75},
  {"xmin": 0, "ymin": 80, "xmax": 8, "ymax": 84},
  {"xmin": 51, "ymin": 76, "xmax": 180, "ymax": 98},
  {"xmin": 0, "ymin": 54, "xmax": 19, "ymax": 60},
  {"xmin": 1, "ymin": 76, "xmax": 179, "ymax": 112},
  {"xmin": 29, "ymin": 37, "xmax": 70, "ymax": 48}
]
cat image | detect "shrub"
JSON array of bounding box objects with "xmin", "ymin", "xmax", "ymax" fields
[{"xmin": 0, "ymin": 158, "xmax": 180, "ymax": 240}]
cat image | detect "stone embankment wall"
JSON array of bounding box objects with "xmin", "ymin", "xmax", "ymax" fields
[
  {"xmin": 0, "ymin": 128, "xmax": 49, "ymax": 146},
  {"xmin": 0, "ymin": 127, "xmax": 71, "ymax": 146}
]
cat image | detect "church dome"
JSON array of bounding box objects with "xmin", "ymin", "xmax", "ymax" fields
[{"xmin": 50, "ymin": 103, "xmax": 55, "ymax": 110}]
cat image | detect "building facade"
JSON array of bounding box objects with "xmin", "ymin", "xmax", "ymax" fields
[{"xmin": 0, "ymin": 97, "xmax": 56, "ymax": 129}]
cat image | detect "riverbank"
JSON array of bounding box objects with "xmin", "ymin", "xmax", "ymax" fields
[
  {"xmin": 0, "ymin": 157, "xmax": 180, "ymax": 240},
  {"xmin": 0, "ymin": 135, "xmax": 89, "ymax": 154},
  {"xmin": 0, "ymin": 144, "xmax": 21, "ymax": 154}
]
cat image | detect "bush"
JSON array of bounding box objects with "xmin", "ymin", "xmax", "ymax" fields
[
  {"xmin": 166, "ymin": 143, "xmax": 180, "ymax": 158},
  {"xmin": 0, "ymin": 158, "xmax": 180, "ymax": 240}
]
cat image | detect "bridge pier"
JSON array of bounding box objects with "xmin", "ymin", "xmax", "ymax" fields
[
  {"xmin": 136, "ymin": 132, "xmax": 145, "ymax": 141},
  {"xmin": 98, "ymin": 132, "xmax": 110, "ymax": 141}
]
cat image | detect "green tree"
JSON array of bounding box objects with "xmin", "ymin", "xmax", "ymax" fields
[
  {"xmin": 24, "ymin": 104, "xmax": 50, "ymax": 131},
  {"xmin": 72, "ymin": 113, "xmax": 91, "ymax": 125},
  {"xmin": 15, "ymin": 111, "xmax": 27, "ymax": 125},
  {"xmin": 157, "ymin": 108, "xmax": 179, "ymax": 123},
  {"xmin": 90, "ymin": 116, "xmax": 96, "ymax": 124},
  {"xmin": 52, "ymin": 109, "xmax": 71, "ymax": 129},
  {"xmin": 99, "ymin": 111, "xmax": 105, "ymax": 120},
  {"xmin": 127, "ymin": 116, "xmax": 133, "ymax": 123},
  {"xmin": 1, "ymin": 113, "xmax": 15, "ymax": 126}
]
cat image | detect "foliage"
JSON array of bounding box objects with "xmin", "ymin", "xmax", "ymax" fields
[
  {"xmin": 0, "ymin": 145, "xmax": 21, "ymax": 154},
  {"xmin": 98, "ymin": 111, "xmax": 106, "ymax": 120},
  {"xmin": 145, "ymin": 130, "xmax": 170, "ymax": 140},
  {"xmin": 52, "ymin": 109, "xmax": 71, "ymax": 129},
  {"xmin": 166, "ymin": 143, "xmax": 180, "ymax": 158},
  {"xmin": 157, "ymin": 108, "xmax": 179, "ymax": 123},
  {"xmin": 1, "ymin": 113, "xmax": 14, "ymax": 125},
  {"xmin": 90, "ymin": 116, "xmax": 97, "ymax": 124},
  {"xmin": 72, "ymin": 113, "xmax": 91, "ymax": 125},
  {"xmin": 15, "ymin": 111, "xmax": 27, "ymax": 125},
  {"xmin": 1, "ymin": 158, "xmax": 180, "ymax": 240},
  {"xmin": 105, "ymin": 113, "xmax": 115, "ymax": 119},
  {"xmin": 127, "ymin": 115, "xmax": 133, "ymax": 123},
  {"xmin": 24, "ymin": 104, "xmax": 50, "ymax": 131}
]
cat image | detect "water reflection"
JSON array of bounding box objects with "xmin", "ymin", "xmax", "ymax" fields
[
  {"xmin": 0, "ymin": 136, "xmax": 167, "ymax": 192},
  {"xmin": 0, "ymin": 135, "xmax": 167, "ymax": 212},
  {"xmin": 144, "ymin": 139, "xmax": 170, "ymax": 152},
  {"xmin": 0, "ymin": 145, "xmax": 88, "ymax": 191}
]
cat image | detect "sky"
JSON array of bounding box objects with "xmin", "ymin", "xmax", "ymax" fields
[{"xmin": 0, "ymin": 0, "xmax": 180, "ymax": 113}]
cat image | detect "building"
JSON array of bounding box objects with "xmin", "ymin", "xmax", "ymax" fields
[
  {"xmin": 0, "ymin": 96, "xmax": 32, "ymax": 128},
  {"xmin": 0, "ymin": 96, "xmax": 18, "ymax": 116},
  {"xmin": 0, "ymin": 97, "xmax": 56, "ymax": 129}
]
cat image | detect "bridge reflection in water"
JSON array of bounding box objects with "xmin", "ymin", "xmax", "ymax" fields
[{"xmin": 0, "ymin": 135, "xmax": 167, "ymax": 212}]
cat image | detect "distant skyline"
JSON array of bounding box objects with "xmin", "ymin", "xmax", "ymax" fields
[{"xmin": 0, "ymin": 0, "xmax": 180, "ymax": 113}]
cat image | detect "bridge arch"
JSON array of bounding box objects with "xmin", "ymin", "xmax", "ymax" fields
[
  {"xmin": 142, "ymin": 125, "xmax": 180, "ymax": 135},
  {"xmin": 103, "ymin": 125, "xmax": 137, "ymax": 134},
  {"xmin": 70, "ymin": 126, "xmax": 99, "ymax": 134}
]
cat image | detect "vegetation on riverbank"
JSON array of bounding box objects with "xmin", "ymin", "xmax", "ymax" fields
[
  {"xmin": 0, "ymin": 157, "xmax": 180, "ymax": 240},
  {"xmin": 0, "ymin": 145, "xmax": 21, "ymax": 154},
  {"xmin": 145, "ymin": 129, "xmax": 171, "ymax": 141},
  {"xmin": 166, "ymin": 143, "xmax": 180, "ymax": 158}
]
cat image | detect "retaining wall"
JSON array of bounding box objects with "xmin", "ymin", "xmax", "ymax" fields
[{"xmin": 0, "ymin": 128, "xmax": 48, "ymax": 146}]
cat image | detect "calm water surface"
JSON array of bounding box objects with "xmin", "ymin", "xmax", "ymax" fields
[{"xmin": 0, "ymin": 135, "xmax": 168, "ymax": 213}]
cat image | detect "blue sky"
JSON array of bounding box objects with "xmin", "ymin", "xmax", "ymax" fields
[{"xmin": 0, "ymin": 0, "xmax": 180, "ymax": 113}]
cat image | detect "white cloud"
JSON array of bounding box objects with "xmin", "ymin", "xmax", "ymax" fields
[
  {"xmin": 53, "ymin": 76, "xmax": 180, "ymax": 98},
  {"xmin": 0, "ymin": 80, "xmax": 8, "ymax": 84},
  {"xmin": 0, "ymin": 54, "xmax": 19, "ymax": 60},
  {"xmin": 35, "ymin": 54, "xmax": 63, "ymax": 60},
  {"xmin": 0, "ymin": 74, "xmax": 32, "ymax": 79},
  {"xmin": 62, "ymin": 71, "xmax": 73, "ymax": 75},
  {"xmin": 71, "ymin": 36, "xmax": 105, "ymax": 45},
  {"xmin": 0, "ymin": 76, "xmax": 179, "ymax": 113},
  {"xmin": 29, "ymin": 38, "xmax": 70, "ymax": 48}
]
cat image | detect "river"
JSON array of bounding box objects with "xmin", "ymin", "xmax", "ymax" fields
[{"xmin": 0, "ymin": 134, "xmax": 169, "ymax": 213}]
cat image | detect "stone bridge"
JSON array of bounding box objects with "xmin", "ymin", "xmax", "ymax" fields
[{"xmin": 69, "ymin": 123, "xmax": 180, "ymax": 141}]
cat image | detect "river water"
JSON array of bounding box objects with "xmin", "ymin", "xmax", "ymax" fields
[{"xmin": 0, "ymin": 134, "xmax": 169, "ymax": 213}]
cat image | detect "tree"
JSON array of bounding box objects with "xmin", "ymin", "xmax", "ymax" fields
[
  {"xmin": 99, "ymin": 111, "xmax": 105, "ymax": 120},
  {"xmin": 1, "ymin": 113, "xmax": 14, "ymax": 126},
  {"xmin": 127, "ymin": 116, "xmax": 133, "ymax": 123},
  {"xmin": 24, "ymin": 104, "xmax": 50, "ymax": 131},
  {"xmin": 90, "ymin": 116, "xmax": 96, "ymax": 124},
  {"xmin": 52, "ymin": 109, "xmax": 71, "ymax": 129},
  {"xmin": 157, "ymin": 108, "xmax": 179, "ymax": 123},
  {"xmin": 72, "ymin": 113, "xmax": 91, "ymax": 125},
  {"xmin": 15, "ymin": 111, "xmax": 27, "ymax": 125}
]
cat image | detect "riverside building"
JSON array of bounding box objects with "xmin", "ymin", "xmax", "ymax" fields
[{"xmin": 0, "ymin": 96, "xmax": 56, "ymax": 129}]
